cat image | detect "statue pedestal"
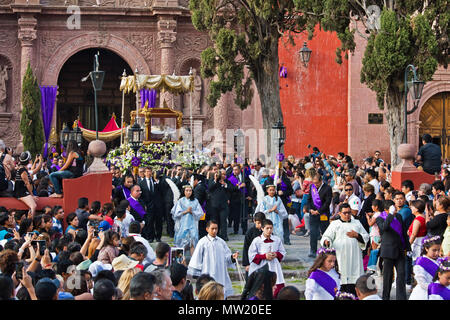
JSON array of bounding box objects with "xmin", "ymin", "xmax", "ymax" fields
[
  {"xmin": 86, "ymin": 139, "xmax": 109, "ymax": 173},
  {"xmin": 390, "ymin": 144, "xmax": 435, "ymax": 190}
]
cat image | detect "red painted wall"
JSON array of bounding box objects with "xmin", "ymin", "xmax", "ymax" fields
[{"xmin": 278, "ymin": 28, "xmax": 348, "ymax": 158}]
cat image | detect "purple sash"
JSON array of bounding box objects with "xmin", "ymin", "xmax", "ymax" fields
[
  {"xmin": 379, "ymin": 211, "xmax": 406, "ymax": 248},
  {"xmin": 118, "ymin": 185, "xmax": 131, "ymax": 199},
  {"xmin": 428, "ymin": 282, "xmax": 450, "ymax": 300},
  {"xmin": 310, "ymin": 183, "xmax": 322, "ymax": 209},
  {"xmin": 309, "ymin": 270, "xmax": 338, "ymax": 298},
  {"xmin": 415, "ymin": 257, "xmax": 439, "ymax": 278},
  {"xmin": 270, "ymin": 175, "xmax": 287, "ymax": 191},
  {"xmin": 228, "ymin": 174, "xmax": 248, "ymax": 196},
  {"xmin": 127, "ymin": 196, "xmax": 146, "ymax": 219}
]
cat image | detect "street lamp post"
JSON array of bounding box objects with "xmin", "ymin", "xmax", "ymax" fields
[
  {"xmin": 89, "ymin": 52, "xmax": 105, "ymax": 140},
  {"xmin": 272, "ymin": 119, "xmax": 286, "ymax": 154},
  {"xmin": 60, "ymin": 123, "xmax": 71, "ymax": 149},
  {"xmin": 403, "ymin": 64, "xmax": 425, "ymax": 143}
]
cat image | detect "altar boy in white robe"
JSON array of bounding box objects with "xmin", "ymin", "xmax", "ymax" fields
[
  {"xmin": 320, "ymin": 203, "xmax": 369, "ymax": 296},
  {"xmin": 248, "ymin": 219, "xmax": 287, "ymax": 298},
  {"xmin": 188, "ymin": 220, "xmax": 239, "ymax": 299}
]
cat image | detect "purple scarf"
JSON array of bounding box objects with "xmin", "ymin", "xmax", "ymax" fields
[
  {"xmin": 428, "ymin": 282, "xmax": 450, "ymax": 300},
  {"xmin": 309, "ymin": 270, "xmax": 338, "ymax": 298},
  {"xmin": 127, "ymin": 196, "xmax": 146, "ymax": 219},
  {"xmin": 270, "ymin": 175, "xmax": 287, "ymax": 191},
  {"xmin": 310, "ymin": 183, "xmax": 322, "ymax": 209},
  {"xmin": 120, "ymin": 185, "xmax": 131, "ymax": 199},
  {"xmin": 379, "ymin": 211, "xmax": 406, "ymax": 248},
  {"xmin": 415, "ymin": 257, "xmax": 439, "ymax": 278},
  {"xmin": 228, "ymin": 174, "xmax": 248, "ymax": 196}
]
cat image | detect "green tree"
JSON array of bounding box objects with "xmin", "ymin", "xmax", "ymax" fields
[
  {"xmin": 189, "ymin": 0, "xmax": 311, "ymax": 156},
  {"xmin": 20, "ymin": 62, "xmax": 44, "ymax": 157},
  {"xmin": 294, "ymin": 0, "xmax": 448, "ymax": 165}
]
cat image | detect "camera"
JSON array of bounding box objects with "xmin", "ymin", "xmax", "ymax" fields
[
  {"xmin": 15, "ymin": 262, "xmax": 24, "ymax": 281},
  {"xmin": 31, "ymin": 240, "xmax": 46, "ymax": 256}
]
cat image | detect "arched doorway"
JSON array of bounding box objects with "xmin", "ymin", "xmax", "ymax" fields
[
  {"xmin": 419, "ymin": 92, "xmax": 450, "ymax": 158},
  {"xmin": 57, "ymin": 48, "xmax": 135, "ymax": 148}
]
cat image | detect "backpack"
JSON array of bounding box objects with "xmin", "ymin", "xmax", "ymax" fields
[{"xmin": 0, "ymin": 153, "xmax": 7, "ymax": 192}]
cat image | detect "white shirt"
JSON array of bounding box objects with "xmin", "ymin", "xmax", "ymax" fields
[
  {"xmin": 128, "ymin": 233, "xmax": 156, "ymax": 265},
  {"xmin": 369, "ymin": 179, "xmax": 380, "ymax": 195},
  {"xmin": 405, "ymin": 191, "xmax": 413, "ymax": 203},
  {"xmin": 113, "ymin": 211, "xmax": 135, "ymax": 238}
]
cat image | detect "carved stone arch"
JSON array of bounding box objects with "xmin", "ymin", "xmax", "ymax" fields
[
  {"xmin": 40, "ymin": 33, "xmax": 151, "ymax": 86},
  {"xmin": 178, "ymin": 57, "xmax": 201, "ymax": 76}
]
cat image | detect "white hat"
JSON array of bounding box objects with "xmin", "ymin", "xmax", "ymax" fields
[
  {"xmin": 112, "ymin": 254, "xmax": 139, "ymax": 271},
  {"xmin": 88, "ymin": 261, "xmax": 113, "ymax": 278}
]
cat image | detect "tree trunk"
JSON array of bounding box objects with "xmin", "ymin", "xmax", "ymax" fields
[
  {"xmin": 254, "ymin": 38, "xmax": 283, "ymax": 165},
  {"xmin": 385, "ymin": 86, "xmax": 404, "ymax": 168}
]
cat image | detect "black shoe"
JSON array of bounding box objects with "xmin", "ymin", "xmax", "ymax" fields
[
  {"xmin": 156, "ymin": 238, "xmax": 161, "ymax": 242},
  {"xmin": 284, "ymin": 241, "xmax": 291, "ymax": 245},
  {"xmin": 149, "ymin": 239, "xmax": 154, "ymax": 243},
  {"xmin": 308, "ymin": 253, "xmax": 316, "ymax": 258}
]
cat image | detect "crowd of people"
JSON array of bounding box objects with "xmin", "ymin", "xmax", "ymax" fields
[{"xmin": 0, "ymin": 134, "xmax": 449, "ymax": 300}]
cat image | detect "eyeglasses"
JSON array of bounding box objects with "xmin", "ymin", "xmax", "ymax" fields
[
  {"xmin": 341, "ymin": 211, "xmax": 352, "ymax": 215},
  {"xmin": 345, "ymin": 189, "xmax": 353, "ymax": 191}
]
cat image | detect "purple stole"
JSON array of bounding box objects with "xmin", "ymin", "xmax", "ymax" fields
[
  {"xmin": 428, "ymin": 283, "xmax": 450, "ymax": 300},
  {"xmin": 379, "ymin": 211, "xmax": 406, "ymax": 248},
  {"xmin": 310, "ymin": 183, "xmax": 322, "ymax": 209},
  {"xmin": 415, "ymin": 257, "xmax": 439, "ymax": 278},
  {"xmin": 270, "ymin": 175, "xmax": 287, "ymax": 191},
  {"xmin": 127, "ymin": 196, "xmax": 146, "ymax": 219},
  {"xmin": 117, "ymin": 185, "xmax": 131, "ymax": 199},
  {"xmin": 228, "ymin": 174, "xmax": 248, "ymax": 196},
  {"xmin": 309, "ymin": 270, "xmax": 338, "ymax": 298}
]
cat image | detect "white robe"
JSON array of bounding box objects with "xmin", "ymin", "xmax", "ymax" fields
[
  {"xmin": 171, "ymin": 197, "xmax": 204, "ymax": 248},
  {"xmin": 305, "ymin": 268, "xmax": 341, "ymax": 300},
  {"xmin": 188, "ymin": 235, "xmax": 235, "ymax": 298},
  {"xmin": 409, "ymin": 257, "xmax": 440, "ymax": 300},
  {"xmin": 248, "ymin": 234, "xmax": 286, "ymax": 285},
  {"xmin": 255, "ymin": 195, "xmax": 288, "ymax": 240},
  {"xmin": 320, "ymin": 217, "xmax": 369, "ymax": 285}
]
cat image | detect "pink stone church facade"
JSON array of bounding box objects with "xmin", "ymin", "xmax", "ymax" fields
[{"xmin": 0, "ymin": 0, "xmax": 449, "ymax": 164}]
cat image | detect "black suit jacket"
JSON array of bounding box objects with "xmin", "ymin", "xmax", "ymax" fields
[
  {"xmin": 308, "ymin": 183, "xmax": 332, "ymax": 219},
  {"xmin": 376, "ymin": 213, "xmax": 411, "ymax": 259},
  {"xmin": 139, "ymin": 177, "xmax": 157, "ymax": 211},
  {"xmin": 358, "ymin": 193, "xmax": 376, "ymax": 233},
  {"xmin": 194, "ymin": 181, "xmax": 208, "ymax": 205},
  {"xmin": 129, "ymin": 197, "xmax": 147, "ymax": 222},
  {"xmin": 208, "ymin": 178, "xmax": 231, "ymax": 209}
]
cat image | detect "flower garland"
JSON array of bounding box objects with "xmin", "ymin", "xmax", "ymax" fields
[{"xmin": 106, "ymin": 142, "xmax": 212, "ymax": 173}]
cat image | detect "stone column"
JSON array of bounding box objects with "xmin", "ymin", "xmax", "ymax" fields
[
  {"xmin": 18, "ymin": 13, "xmax": 37, "ymax": 96},
  {"xmin": 157, "ymin": 17, "xmax": 177, "ymax": 108},
  {"xmin": 213, "ymin": 92, "xmax": 230, "ymax": 160}
]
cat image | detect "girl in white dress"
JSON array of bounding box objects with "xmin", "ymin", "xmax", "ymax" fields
[
  {"xmin": 305, "ymin": 247, "xmax": 341, "ymax": 300},
  {"xmin": 255, "ymin": 185, "xmax": 288, "ymax": 240},
  {"xmin": 410, "ymin": 235, "xmax": 442, "ymax": 300}
]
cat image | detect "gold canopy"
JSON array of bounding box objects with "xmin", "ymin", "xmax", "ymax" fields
[{"xmin": 119, "ymin": 74, "xmax": 194, "ymax": 94}]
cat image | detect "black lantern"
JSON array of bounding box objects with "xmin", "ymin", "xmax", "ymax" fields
[
  {"xmin": 403, "ymin": 64, "xmax": 425, "ymax": 143},
  {"xmin": 272, "ymin": 119, "xmax": 286, "ymax": 153},
  {"xmin": 299, "ymin": 42, "xmax": 312, "ymax": 67},
  {"xmin": 60, "ymin": 123, "xmax": 71, "ymax": 148},
  {"xmin": 70, "ymin": 122, "xmax": 83, "ymax": 147},
  {"xmin": 91, "ymin": 70, "xmax": 105, "ymax": 91},
  {"xmin": 128, "ymin": 122, "xmax": 144, "ymax": 155}
]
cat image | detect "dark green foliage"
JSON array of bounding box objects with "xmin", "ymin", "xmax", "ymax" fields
[{"xmin": 20, "ymin": 62, "xmax": 44, "ymax": 157}]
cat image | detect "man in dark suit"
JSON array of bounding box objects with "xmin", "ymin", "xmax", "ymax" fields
[
  {"xmin": 227, "ymin": 164, "xmax": 249, "ymax": 235},
  {"xmin": 159, "ymin": 169, "xmax": 175, "ymax": 238},
  {"xmin": 193, "ymin": 173, "xmax": 208, "ymax": 239},
  {"xmin": 139, "ymin": 167, "xmax": 161, "ymax": 242},
  {"xmin": 208, "ymin": 169, "xmax": 232, "ymax": 241},
  {"xmin": 307, "ymin": 173, "xmax": 332, "ymax": 257},
  {"xmin": 376, "ymin": 197, "xmax": 411, "ymax": 300}
]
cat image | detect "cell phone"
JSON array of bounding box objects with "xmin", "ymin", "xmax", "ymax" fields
[
  {"xmin": 27, "ymin": 232, "xmax": 35, "ymax": 239},
  {"xmin": 15, "ymin": 262, "xmax": 24, "ymax": 281},
  {"xmin": 169, "ymin": 247, "xmax": 184, "ymax": 266},
  {"xmin": 31, "ymin": 240, "xmax": 46, "ymax": 256}
]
